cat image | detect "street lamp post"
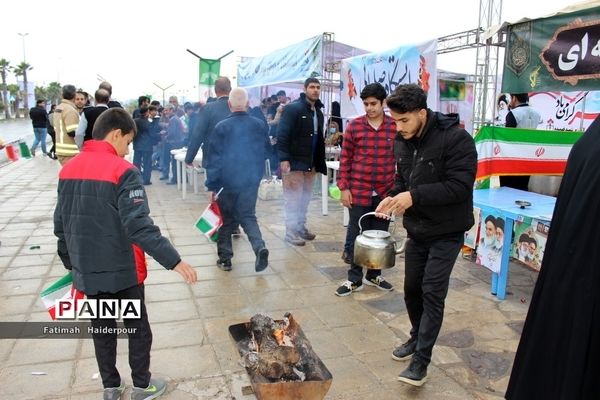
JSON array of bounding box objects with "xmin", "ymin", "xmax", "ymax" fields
[
  {"xmin": 17, "ymin": 33, "xmax": 29, "ymax": 62},
  {"xmin": 153, "ymin": 82, "xmax": 174, "ymax": 107}
]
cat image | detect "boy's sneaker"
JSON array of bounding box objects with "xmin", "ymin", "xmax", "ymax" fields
[
  {"xmin": 297, "ymin": 228, "xmax": 316, "ymax": 241},
  {"xmin": 363, "ymin": 276, "xmax": 393, "ymax": 292},
  {"xmin": 216, "ymin": 258, "xmax": 232, "ymax": 271},
  {"xmin": 335, "ymin": 280, "xmax": 363, "ymax": 297},
  {"xmin": 131, "ymin": 377, "xmax": 167, "ymax": 400},
  {"xmin": 103, "ymin": 379, "xmax": 125, "ymax": 400},
  {"xmin": 397, "ymin": 357, "xmax": 428, "ymax": 386},
  {"xmin": 392, "ymin": 337, "xmax": 417, "ymax": 361},
  {"xmin": 255, "ymin": 248, "xmax": 269, "ymax": 272}
]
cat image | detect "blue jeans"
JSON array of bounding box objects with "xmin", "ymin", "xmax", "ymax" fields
[
  {"xmin": 217, "ymin": 186, "xmax": 265, "ymax": 260},
  {"xmin": 31, "ymin": 127, "xmax": 48, "ymax": 154}
]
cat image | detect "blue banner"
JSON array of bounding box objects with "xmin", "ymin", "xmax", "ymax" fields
[{"xmin": 238, "ymin": 35, "xmax": 323, "ymax": 88}]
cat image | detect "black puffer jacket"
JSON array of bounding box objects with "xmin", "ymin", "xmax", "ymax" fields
[
  {"xmin": 389, "ymin": 110, "xmax": 477, "ymax": 240},
  {"xmin": 276, "ymin": 93, "xmax": 327, "ymax": 174}
]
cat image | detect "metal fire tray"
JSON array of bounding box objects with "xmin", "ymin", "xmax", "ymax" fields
[{"xmin": 229, "ymin": 315, "xmax": 333, "ymax": 400}]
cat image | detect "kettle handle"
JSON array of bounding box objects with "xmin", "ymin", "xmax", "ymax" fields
[{"xmin": 358, "ymin": 211, "xmax": 396, "ymax": 234}]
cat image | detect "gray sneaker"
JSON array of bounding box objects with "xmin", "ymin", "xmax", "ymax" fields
[
  {"xmin": 130, "ymin": 377, "xmax": 167, "ymax": 400},
  {"xmin": 103, "ymin": 379, "xmax": 125, "ymax": 400}
]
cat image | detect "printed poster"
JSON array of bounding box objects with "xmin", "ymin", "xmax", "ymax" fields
[
  {"xmin": 476, "ymin": 212, "xmax": 507, "ymax": 273},
  {"xmin": 511, "ymin": 218, "xmax": 550, "ymax": 271}
]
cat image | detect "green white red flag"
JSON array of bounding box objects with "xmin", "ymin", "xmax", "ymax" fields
[{"xmin": 39, "ymin": 272, "xmax": 85, "ymax": 320}]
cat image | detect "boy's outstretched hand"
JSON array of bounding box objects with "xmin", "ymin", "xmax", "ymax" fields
[{"xmin": 174, "ymin": 261, "xmax": 197, "ymax": 283}]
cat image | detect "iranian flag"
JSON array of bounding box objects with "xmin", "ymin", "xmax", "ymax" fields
[
  {"xmin": 195, "ymin": 201, "xmax": 223, "ymax": 242},
  {"xmin": 475, "ymin": 126, "xmax": 582, "ymax": 182},
  {"xmin": 40, "ymin": 272, "xmax": 85, "ymax": 320}
]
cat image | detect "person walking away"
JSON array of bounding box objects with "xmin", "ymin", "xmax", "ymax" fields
[
  {"xmin": 204, "ymin": 88, "xmax": 271, "ymax": 272},
  {"xmin": 277, "ymin": 78, "xmax": 327, "ymax": 246},
  {"xmin": 29, "ymin": 99, "xmax": 48, "ymax": 156},
  {"xmin": 54, "ymin": 108, "xmax": 197, "ymax": 400},
  {"xmin": 335, "ymin": 83, "xmax": 396, "ymax": 296},
  {"xmin": 376, "ymin": 84, "xmax": 477, "ymax": 386}
]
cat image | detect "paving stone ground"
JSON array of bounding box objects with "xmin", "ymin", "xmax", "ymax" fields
[{"xmin": 0, "ymin": 155, "xmax": 539, "ymax": 399}]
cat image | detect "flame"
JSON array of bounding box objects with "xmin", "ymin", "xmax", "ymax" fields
[{"xmin": 273, "ymin": 329, "xmax": 285, "ymax": 346}]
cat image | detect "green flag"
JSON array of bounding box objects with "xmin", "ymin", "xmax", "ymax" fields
[{"xmin": 199, "ymin": 59, "xmax": 221, "ymax": 86}]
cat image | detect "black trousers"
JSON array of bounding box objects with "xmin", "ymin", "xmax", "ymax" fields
[
  {"xmin": 217, "ymin": 185, "xmax": 265, "ymax": 260},
  {"xmin": 88, "ymin": 284, "xmax": 152, "ymax": 389},
  {"xmin": 404, "ymin": 233, "xmax": 464, "ymax": 364},
  {"xmin": 133, "ymin": 150, "xmax": 153, "ymax": 184},
  {"xmin": 344, "ymin": 196, "xmax": 390, "ymax": 283}
]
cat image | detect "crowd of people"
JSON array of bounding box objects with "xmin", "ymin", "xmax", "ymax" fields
[{"xmin": 45, "ymin": 75, "xmax": 481, "ymax": 399}]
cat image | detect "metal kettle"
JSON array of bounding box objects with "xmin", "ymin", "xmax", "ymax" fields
[{"xmin": 353, "ymin": 211, "xmax": 405, "ymax": 269}]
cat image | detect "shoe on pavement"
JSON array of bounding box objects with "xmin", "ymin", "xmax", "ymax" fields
[
  {"xmin": 285, "ymin": 232, "xmax": 305, "ymax": 246},
  {"xmin": 363, "ymin": 276, "xmax": 394, "ymax": 292},
  {"xmin": 297, "ymin": 227, "xmax": 316, "ymax": 241},
  {"xmin": 335, "ymin": 280, "xmax": 363, "ymax": 297},
  {"xmin": 392, "ymin": 337, "xmax": 417, "ymax": 361},
  {"xmin": 255, "ymin": 248, "xmax": 269, "ymax": 272},
  {"xmin": 166, "ymin": 180, "xmax": 177, "ymax": 185},
  {"xmin": 130, "ymin": 377, "xmax": 167, "ymax": 400},
  {"xmin": 341, "ymin": 251, "xmax": 352, "ymax": 264},
  {"xmin": 216, "ymin": 258, "xmax": 232, "ymax": 271},
  {"xmin": 397, "ymin": 357, "xmax": 428, "ymax": 387},
  {"xmin": 159, "ymin": 176, "xmax": 168, "ymax": 180},
  {"xmin": 103, "ymin": 379, "xmax": 125, "ymax": 400}
]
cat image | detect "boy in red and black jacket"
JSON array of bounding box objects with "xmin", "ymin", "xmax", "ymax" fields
[{"xmin": 54, "ymin": 108, "xmax": 197, "ymax": 400}]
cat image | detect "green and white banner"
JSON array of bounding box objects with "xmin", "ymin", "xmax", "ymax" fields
[{"xmin": 502, "ymin": 5, "xmax": 600, "ymax": 93}]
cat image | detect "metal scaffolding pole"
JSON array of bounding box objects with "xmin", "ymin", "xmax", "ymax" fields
[{"xmin": 472, "ymin": 0, "xmax": 503, "ymax": 131}]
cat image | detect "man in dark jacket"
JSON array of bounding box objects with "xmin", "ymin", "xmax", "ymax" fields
[
  {"xmin": 376, "ymin": 84, "xmax": 477, "ymax": 387},
  {"xmin": 54, "ymin": 108, "xmax": 197, "ymax": 400},
  {"xmin": 133, "ymin": 105, "xmax": 161, "ymax": 185},
  {"xmin": 205, "ymin": 88, "xmax": 270, "ymax": 272},
  {"xmin": 185, "ymin": 76, "xmax": 232, "ymax": 168},
  {"xmin": 277, "ymin": 77, "xmax": 327, "ymax": 246},
  {"xmin": 29, "ymin": 99, "xmax": 48, "ymax": 156}
]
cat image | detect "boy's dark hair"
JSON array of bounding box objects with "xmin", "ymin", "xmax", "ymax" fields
[
  {"xmin": 304, "ymin": 77, "xmax": 320, "ymax": 88},
  {"xmin": 148, "ymin": 105, "xmax": 157, "ymax": 113},
  {"xmin": 150, "ymin": 100, "xmax": 161, "ymax": 107},
  {"xmin": 138, "ymin": 96, "xmax": 150, "ymax": 107},
  {"xmin": 511, "ymin": 93, "xmax": 529, "ymax": 103},
  {"xmin": 386, "ymin": 84, "xmax": 428, "ymax": 113},
  {"xmin": 92, "ymin": 108, "xmax": 137, "ymax": 140},
  {"xmin": 36, "ymin": 99, "xmax": 45, "ymax": 106},
  {"xmin": 360, "ymin": 83, "xmax": 387, "ymax": 102}
]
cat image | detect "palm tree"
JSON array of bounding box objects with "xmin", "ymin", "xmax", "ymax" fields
[
  {"xmin": 13, "ymin": 61, "xmax": 33, "ymax": 117},
  {"xmin": 35, "ymin": 85, "xmax": 47, "ymax": 102},
  {"xmin": 46, "ymin": 81, "xmax": 62, "ymax": 106},
  {"xmin": 7, "ymin": 84, "xmax": 20, "ymax": 118},
  {"xmin": 0, "ymin": 58, "xmax": 11, "ymax": 119}
]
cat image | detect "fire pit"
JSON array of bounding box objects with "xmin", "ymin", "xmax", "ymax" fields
[{"xmin": 229, "ymin": 312, "xmax": 333, "ymax": 400}]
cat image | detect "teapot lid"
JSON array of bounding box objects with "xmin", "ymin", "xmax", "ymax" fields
[{"xmin": 362, "ymin": 230, "xmax": 391, "ymax": 239}]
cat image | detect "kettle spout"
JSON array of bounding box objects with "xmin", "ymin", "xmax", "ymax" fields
[{"xmin": 395, "ymin": 239, "xmax": 406, "ymax": 255}]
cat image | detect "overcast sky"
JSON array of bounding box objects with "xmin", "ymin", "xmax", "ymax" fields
[{"xmin": 1, "ymin": 0, "xmax": 573, "ymax": 103}]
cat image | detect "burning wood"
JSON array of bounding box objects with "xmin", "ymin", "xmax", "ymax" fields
[{"xmin": 236, "ymin": 312, "xmax": 328, "ymax": 382}]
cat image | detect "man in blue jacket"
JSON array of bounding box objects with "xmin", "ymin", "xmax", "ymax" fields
[
  {"xmin": 54, "ymin": 108, "xmax": 197, "ymax": 400},
  {"xmin": 277, "ymin": 77, "xmax": 327, "ymax": 246},
  {"xmin": 376, "ymin": 84, "xmax": 477, "ymax": 387},
  {"xmin": 205, "ymin": 88, "xmax": 271, "ymax": 272}
]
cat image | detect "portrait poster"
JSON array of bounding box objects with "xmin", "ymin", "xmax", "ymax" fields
[
  {"xmin": 511, "ymin": 218, "xmax": 550, "ymax": 271},
  {"xmin": 464, "ymin": 207, "xmax": 481, "ymax": 249},
  {"xmin": 476, "ymin": 211, "xmax": 507, "ymax": 273}
]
